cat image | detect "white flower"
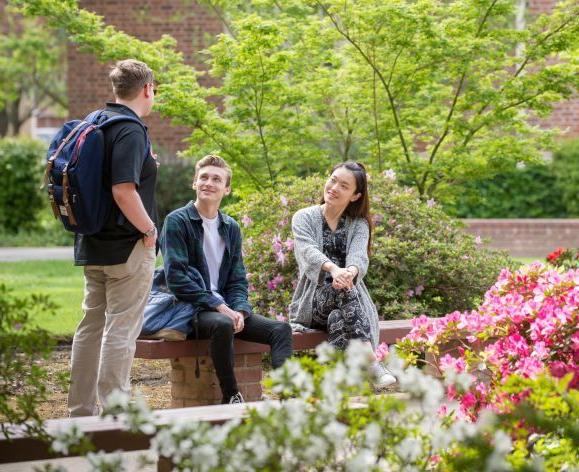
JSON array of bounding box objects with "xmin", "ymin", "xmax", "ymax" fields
[
  {"xmin": 246, "ymin": 431, "xmax": 270, "ymax": 466},
  {"xmin": 385, "ymin": 347, "xmax": 406, "ymax": 377},
  {"xmin": 395, "ymin": 436, "xmax": 422, "ymax": 463},
  {"xmin": 346, "ymin": 448, "xmax": 376, "ymax": 471},
  {"xmin": 485, "ymin": 430, "xmax": 513, "ymax": 471},
  {"xmin": 364, "ymin": 422, "xmax": 382, "ymax": 449},
  {"xmin": 302, "ymin": 435, "xmax": 329, "ymax": 463},
  {"xmin": 315, "ymin": 342, "xmax": 336, "ymax": 364},
  {"xmin": 344, "ymin": 340, "xmax": 373, "ymax": 386},
  {"xmin": 448, "ymin": 419, "xmax": 478, "ymax": 442},
  {"xmin": 323, "ymin": 420, "xmax": 348, "ymax": 447},
  {"xmin": 102, "ymin": 389, "xmax": 130, "ymax": 411},
  {"xmin": 269, "ymin": 360, "xmax": 314, "ymax": 398},
  {"xmin": 383, "ymin": 169, "xmax": 397, "ymax": 181},
  {"xmin": 51, "ymin": 423, "xmax": 85, "ymax": 456},
  {"xmin": 86, "ymin": 450, "xmax": 124, "ymax": 470},
  {"xmin": 443, "ymin": 368, "xmax": 474, "ymax": 391}
]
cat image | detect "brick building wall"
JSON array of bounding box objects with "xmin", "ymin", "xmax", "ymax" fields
[
  {"xmin": 65, "ymin": 0, "xmax": 578, "ymax": 159},
  {"xmin": 528, "ymin": 0, "xmax": 579, "ymax": 139},
  {"xmin": 463, "ymin": 219, "xmax": 579, "ymax": 257},
  {"xmin": 67, "ymin": 0, "xmax": 223, "ymax": 157}
]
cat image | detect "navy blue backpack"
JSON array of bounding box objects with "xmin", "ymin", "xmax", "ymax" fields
[{"xmin": 44, "ymin": 110, "xmax": 149, "ymax": 235}]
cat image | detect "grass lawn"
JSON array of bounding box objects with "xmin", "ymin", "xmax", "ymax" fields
[
  {"xmin": 0, "ymin": 260, "xmax": 84, "ymax": 337},
  {"xmin": 0, "ymin": 255, "xmax": 541, "ymax": 337}
]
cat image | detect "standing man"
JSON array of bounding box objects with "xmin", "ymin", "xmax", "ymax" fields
[
  {"xmin": 68, "ymin": 59, "xmax": 158, "ymax": 417},
  {"xmin": 161, "ymin": 155, "xmax": 293, "ymax": 404}
]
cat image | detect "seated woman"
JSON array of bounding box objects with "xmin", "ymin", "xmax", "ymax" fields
[{"xmin": 289, "ymin": 161, "xmax": 396, "ymax": 387}]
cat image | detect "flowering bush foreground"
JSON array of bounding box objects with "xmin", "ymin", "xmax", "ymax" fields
[
  {"xmin": 397, "ymin": 263, "xmax": 578, "ymax": 468},
  {"xmin": 44, "ymin": 338, "xmax": 577, "ymax": 471}
]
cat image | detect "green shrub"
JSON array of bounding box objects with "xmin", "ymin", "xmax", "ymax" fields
[
  {"xmin": 447, "ymin": 163, "xmax": 567, "ymax": 218},
  {"xmin": 155, "ymin": 159, "xmax": 197, "ymax": 223},
  {"xmin": 553, "ymin": 139, "xmax": 579, "ymax": 217},
  {"xmin": 0, "ymin": 284, "xmax": 65, "ymax": 439},
  {"xmin": 0, "ymin": 138, "xmax": 45, "ymax": 233},
  {"xmin": 228, "ymin": 173, "xmax": 512, "ymax": 320}
]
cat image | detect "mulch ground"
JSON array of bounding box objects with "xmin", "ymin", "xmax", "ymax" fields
[
  {"xmin": 8, "ymin": 346, "xmax": 399, "ymax": 421},
  {"xmin": 10, "ymin": 345, "xmax": 172, "ymax": 420}
]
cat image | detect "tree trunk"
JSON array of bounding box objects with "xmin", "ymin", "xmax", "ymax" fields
[{"xmin": 0, "ymin": 109, "xmax": 8, "ymax": 137}]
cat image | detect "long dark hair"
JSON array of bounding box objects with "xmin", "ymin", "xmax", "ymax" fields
[{"xmin": 322, "ymin": 161, "xmax": 373, "ymax": 255}]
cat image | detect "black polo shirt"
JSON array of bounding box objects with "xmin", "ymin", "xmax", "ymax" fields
[{"xmin": 74, "ymin": 103, "xmax": 158, "ymax": 266}]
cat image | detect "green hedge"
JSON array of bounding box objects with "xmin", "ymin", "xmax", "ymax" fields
[
  {"xmin": 448, "ymin": 139, "xmax": 579, "ymax": 218},
  {"xmin": 553, "ymin": 139, "xmax": 579, "ymax": 216},
  {"xmin": 0, "ymin": 138, "xmax": 46, "ymax": 233}
]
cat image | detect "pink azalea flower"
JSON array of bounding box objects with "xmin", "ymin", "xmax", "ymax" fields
[
  {"xmin": 280, "ymin": 195, "xmax": 288, "ymax": 206},
  {"xmin": 375, "ymin": 342, "xmax": 389, "ymax": 362},
  {"xmin": 276, "ymin": 313, "xmax": 287, "ymax": 322},
  {"xmin": 272, "ymin": 234, "xmax": 283, "ymax": 253},
  {"xmin": 241, "ymin": 214, "xmax": 253, "ymax": 227},
  {"xmin": 275, "ymin": 250, "xmax": 287, "ymax": 266},
  {"xmin": 284, "ymin": 238, "xmax": 294, "ymax": 251}
]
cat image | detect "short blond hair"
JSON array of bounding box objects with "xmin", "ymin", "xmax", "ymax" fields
[
  {"xmin": 109, "ymin": 59, "xmax": 154, "ymax": 100},
  {"xmin": 193, "ymin": 154, "xmax": 232, "ymax": 187}
]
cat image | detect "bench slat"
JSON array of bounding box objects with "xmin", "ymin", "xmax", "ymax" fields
[{"xmin": 0, "ymin": 402, "xmax": 256, "ymax": 464}]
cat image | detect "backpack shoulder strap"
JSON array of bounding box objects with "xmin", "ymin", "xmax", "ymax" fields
[{"xmin": 97, "ymin": 114, "xmax": 148, "ymax": 134}]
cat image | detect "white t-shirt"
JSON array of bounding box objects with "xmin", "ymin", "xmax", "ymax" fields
[{"xmin": 201, "ymin": 213, "xmax": 225, "ymax": 301}]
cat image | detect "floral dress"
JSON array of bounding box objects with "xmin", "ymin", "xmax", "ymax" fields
[{"xmin": 311, "ymin": 216, "xmax": 372, "ymax": 349}]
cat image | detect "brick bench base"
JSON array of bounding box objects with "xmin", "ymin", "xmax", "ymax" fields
[
  {"xmin": 136, "ymin": 320, "xmax": 412, "ymax": 407},
  {"xmin": 171, "ymin": 354, "xmax": 263, "ymax": 407}
]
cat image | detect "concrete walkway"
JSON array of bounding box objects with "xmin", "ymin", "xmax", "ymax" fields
[{"xmin": 0, "ymin": 247, "xmax": 73, "ymax": 262}]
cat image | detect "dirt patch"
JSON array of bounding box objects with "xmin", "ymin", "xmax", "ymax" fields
[
  {"xmin": 8, "ymin": 346, "xmax": 172, "ymax": 420},
  {"xmin": 8, "ymin": 347, "xmax": 399, "ymax": 421}
]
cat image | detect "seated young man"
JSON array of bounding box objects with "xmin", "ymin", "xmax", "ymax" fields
[{"xmin": 161, "ymin": 154, "xmax": 293, "ymax": 404}]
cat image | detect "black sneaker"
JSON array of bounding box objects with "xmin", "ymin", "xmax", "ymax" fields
[{"xmin": 227, "ymin": 392, "xmax": 245, "ymax": 404}]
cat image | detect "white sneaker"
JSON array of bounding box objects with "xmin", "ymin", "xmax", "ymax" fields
[
  {"xmin": 228, "ymin": 392, "xmax": 245, "ymax": 404},
  {"xmin": 371, "ymin": 362, "xmax": 397, "ymax": 388}
]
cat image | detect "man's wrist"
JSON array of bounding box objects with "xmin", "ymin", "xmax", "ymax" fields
[{"xmin": 143, "ymin": 225, "xmax": 157, "ymax": 238}]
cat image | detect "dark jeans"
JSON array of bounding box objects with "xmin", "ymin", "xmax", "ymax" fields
[{"xmin": 195, "ymin": 311, "xmax": 293, "ymax": 401}]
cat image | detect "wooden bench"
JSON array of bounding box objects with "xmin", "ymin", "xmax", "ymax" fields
[
  {"xmin": 0, "ymin": 402, "xmax": 258, "ymax": 471},
  {"xmin": 135, "ymin": 319, "xmax": 413, "ymax": 407}
]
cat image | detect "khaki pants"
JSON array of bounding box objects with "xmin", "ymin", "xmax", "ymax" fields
[{"xmin": 68, "ymin": 240, "xmax": 156, "ymax": 417}]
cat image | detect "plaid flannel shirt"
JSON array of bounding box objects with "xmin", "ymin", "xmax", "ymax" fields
[{"xmin": 160, "ymin": 201, "xmax": 252, "ymax": 316}]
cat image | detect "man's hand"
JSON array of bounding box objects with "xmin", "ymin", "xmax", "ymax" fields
[{"xmin": 216, "ymin": 304, "xmax": 245, "ymax": 333}]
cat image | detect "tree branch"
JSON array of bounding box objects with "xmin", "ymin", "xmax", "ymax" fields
[
  {"xmin": 421, "ymin": 0, "xmax": 500, "ymax": 191},
  {"xmin": 315, "ymin": 0, "xmax": 413, "ymax": 168}
]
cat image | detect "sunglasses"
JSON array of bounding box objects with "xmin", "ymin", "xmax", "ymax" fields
[{"xmin": 147, "ymin": 83, "xmax": 158, "ymax": 94}]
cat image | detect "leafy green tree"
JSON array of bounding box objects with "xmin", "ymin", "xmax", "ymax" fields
[
  {"xmin": 308, "ymin": 0, "xmax": 578, "ymax": 199},
  {"xmin": 0, "ymin": 6, "xmax": 67, "ymax": 136},
  {"xmin": 11, "ymin": 0, "xmax": 578, "ymax": 200}
]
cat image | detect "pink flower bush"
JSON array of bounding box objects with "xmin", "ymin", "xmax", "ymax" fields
[{"xmin": 399, "ymin": 263, "xmax": 578, "ymax": 418}]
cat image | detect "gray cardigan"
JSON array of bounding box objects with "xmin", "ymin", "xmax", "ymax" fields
[{"xmin": 288, "ymin": 205, "xmax": 379, "ymax": 347}]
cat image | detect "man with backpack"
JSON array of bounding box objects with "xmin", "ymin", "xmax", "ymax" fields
[
  {"xmin": 67, "ymin": 59, "xmax": 158, "ymax": 417},
  {"xmin": 161, "ymin": 155, "xmax": 293, "ymax": 404}
]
